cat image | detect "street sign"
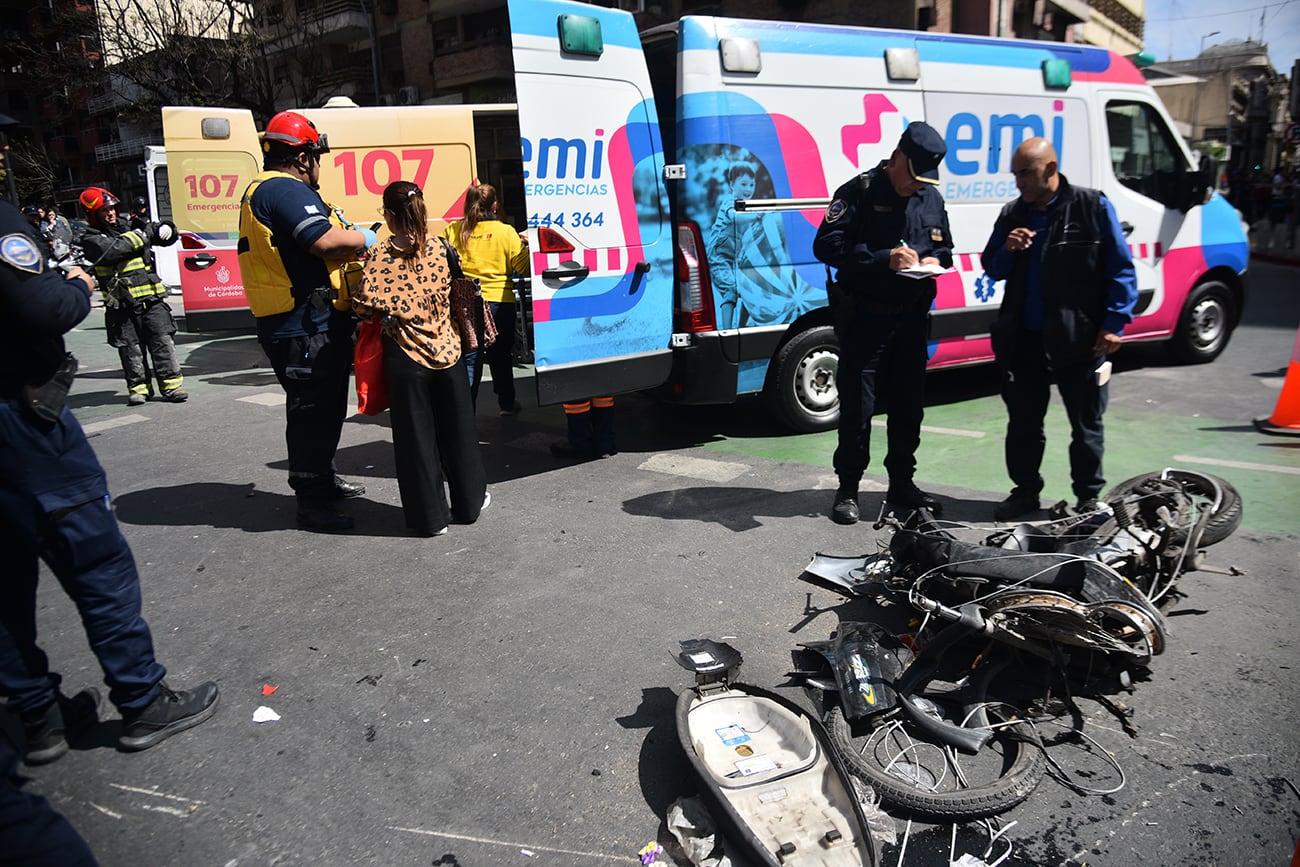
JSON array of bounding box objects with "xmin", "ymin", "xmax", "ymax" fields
[{"xmin": 1286, "ymin": 123, "xmax": 1300, "ymax": 146}]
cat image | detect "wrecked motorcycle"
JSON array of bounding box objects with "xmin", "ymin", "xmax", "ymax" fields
[
  {"xmin": 674, "ymin": 638, "xmax": 880, "ymax": 866},
  {"xmin": 798, "ymin": 468, "xmax": 1242, "ymax": 819}
]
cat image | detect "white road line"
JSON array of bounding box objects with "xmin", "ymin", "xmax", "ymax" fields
[
  {"xmin": 139, "ymin": 804, "xmax": 193, "ymax": 818},
  {"xmin": 82, "ymin": 414, "xmax": 149, "ymax": 434},
  {"xmin": 871, "ymin": 419, "xmax": 985, "ymax": 438},
  {"xmin": 239, "ymin": 392, "xmax": 286, "ymax": 407},
  {"xmin": 108, "ymin": 783, "xmax": 204, "ymax": 804},
  {"xmin": 389, "ymin": 827, "xmax": 625, "ymax": 862},
  {"xmin": 1172, "ymin": 454, "xmax": 1300, "ymax": 476},
  {"xmin": 639, "ymin": 453, "xmax": 750, "ymax": 483},
  {"xmin": 88, "ymin": 802, "xmax": 123, "ymax": 820}
]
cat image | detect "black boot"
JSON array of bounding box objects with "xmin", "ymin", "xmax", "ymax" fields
[
  {"xmin": 118, "ymin": 682, "xmax": 220, "ymax": 752},
  {"xmin": 20, "ymin": 689, "xmax": 101, "ymax": 765},
  {"xmin": 886, "ymin": 481, "xmax": 944, "ymax": 516}
]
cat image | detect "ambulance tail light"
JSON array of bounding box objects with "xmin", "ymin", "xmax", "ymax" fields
[
  {"xmin": 536, "ymin": 226, "xmax": 574, "ymax": 254},
  {"xmin": 179, "ymin": 232, "xmax": 207, "ymax": 249},
  {"xmin": 674, "ymin": 221, "xmax": 716, "ymax": 333}
]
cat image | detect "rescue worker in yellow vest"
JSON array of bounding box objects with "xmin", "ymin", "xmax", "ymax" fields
[
  {"xmin": 238, "ymin": 110, "xmax": 376, "ymax": 533},
  {"xmin": 79, "ymin": 187, "xmax": 187, "ymax": 406}
]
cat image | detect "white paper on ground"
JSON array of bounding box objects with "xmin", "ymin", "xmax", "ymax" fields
[{"xmin": 252, "ymin": 705, "xmax": 281, "ymax": 723}]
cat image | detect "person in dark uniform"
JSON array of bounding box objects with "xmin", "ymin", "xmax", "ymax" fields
[
  {"xmin": 129, "ymin": 195, "xmax": 150, "ymax": 232},
  {"xmin": 0, "ymin": 198, "xmax": 219, "ymax": 761},
  {"xmin": 237, "ymin": 110, "xmax": 375, "ymax": 532},
  {"xmin": 0, "ymin": 728, "xmax": 98, "ymax": 866},
  {"xmin": 813, "ymin": 122, "xmax": 954, "ymax": 525},
  {"xmin": 79, "ymin": 186, "xmax": 188, "ymax": 406}
]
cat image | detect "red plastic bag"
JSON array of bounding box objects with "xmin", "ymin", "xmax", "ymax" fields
[{"xmin": 354, "ymin": 317, "xmax": 389, "ymax": 415}]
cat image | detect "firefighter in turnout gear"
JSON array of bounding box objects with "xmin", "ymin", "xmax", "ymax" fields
[{"xmin": 79, "ymin": 186, "xmax": 187, "ymax": 406}]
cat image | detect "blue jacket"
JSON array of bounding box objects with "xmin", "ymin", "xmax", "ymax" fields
[{"xmin": 982, "ymin": 174, "xmax": 1137, "ymax": 368}]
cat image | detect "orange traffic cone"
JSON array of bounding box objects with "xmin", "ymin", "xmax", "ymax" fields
[{"xmin": 1255, "ymin": 326, "xmax": 1300, "ymax": 436}]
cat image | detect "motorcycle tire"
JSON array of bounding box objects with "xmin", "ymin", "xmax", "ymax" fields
[
  {"xmin": 826, "ymin": 702, "xmax": 1046, "ymax": 820},
  {"xmin": 1104, "ymin": 470, "xmax": 1243, "ymax": 547}
]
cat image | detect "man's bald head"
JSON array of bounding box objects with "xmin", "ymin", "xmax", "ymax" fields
[{"xmin": 1011, "ymin": 137, "xmax": 1060, "ymax": 208}]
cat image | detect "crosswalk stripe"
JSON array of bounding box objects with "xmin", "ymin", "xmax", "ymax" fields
[
  {"xmin": 239, "ymin": 393, "xmax": 285, "ymax": 406},
  {"xmin": 639, "ymin": 453, "xmax": 750, "ymax": 483},
  {"xmin": 1172, "ymin": 454, "xmax": 1300, "ymax": 476},
  {"xmin": 82, "ymin": 414, "xmax": 149, "ymax": 434}
]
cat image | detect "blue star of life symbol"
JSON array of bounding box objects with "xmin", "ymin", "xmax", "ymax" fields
[{"xmin": 974, "ymin": 272, "xmax": 997, "ymax": 303}]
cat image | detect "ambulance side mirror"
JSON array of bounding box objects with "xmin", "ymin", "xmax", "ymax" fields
[{"xmin": 1180, "ymin": 152, "xmax": 1216, "ymax": 212}]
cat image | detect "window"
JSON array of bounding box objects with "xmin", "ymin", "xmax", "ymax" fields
[{"xmin": 1105, "ymin": 100, "xmax": 1187, "ymax": 208}]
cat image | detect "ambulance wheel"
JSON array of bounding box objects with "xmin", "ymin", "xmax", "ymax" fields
[
  {"xmin": 1169, "ymin": 280, "xmax": 1235, "ymax": 364},
  {"xmin": 765, "ymin": 325, "xmax": 840, "ymax": 433}
]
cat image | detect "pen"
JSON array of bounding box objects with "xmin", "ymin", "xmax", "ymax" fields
[{"xmin": 898, "ymin": 239, "xmax": 908, "ymax": 249}]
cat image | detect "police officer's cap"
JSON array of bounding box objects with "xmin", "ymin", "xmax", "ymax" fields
[{"xmin": 898, "ymin": 121, "xmax": 946, "ymax": 185}]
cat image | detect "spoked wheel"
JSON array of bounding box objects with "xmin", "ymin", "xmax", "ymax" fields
[{"xmin": 826, "ymin": 699, "xmax": 1045, "ymax": 820}]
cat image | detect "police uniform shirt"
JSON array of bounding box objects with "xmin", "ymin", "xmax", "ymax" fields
[
  {"xmin": 247, "ymin": 176, "xmax": 339, "ymax": 340},
  {"xmin": 0, "ymin": 200, "xmax": 91, "ymax": 394},
  {"xmin": 816, "ymin": 163, "xmax": 953, "ymax": 307}
]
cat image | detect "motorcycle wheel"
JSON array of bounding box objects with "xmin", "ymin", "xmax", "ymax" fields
[
  {"xmin": 1104, "ymin": 470, "xmax": 1243, "ymax": 546},
  {"xmin": 826, "ymin": 701, "xmax": 1045, "ymax": 820}
]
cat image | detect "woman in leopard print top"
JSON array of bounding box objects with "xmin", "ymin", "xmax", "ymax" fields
[{"xmin": 352, "ymin": 180, "xmax": 488, "ymax": 536}]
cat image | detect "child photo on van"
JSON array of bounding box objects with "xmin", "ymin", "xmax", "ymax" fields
[{"xmin": 707, "ymin": 161, "xmax": 759, "ymax": 329}]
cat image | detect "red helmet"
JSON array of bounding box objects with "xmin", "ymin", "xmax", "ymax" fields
[
  {"xmin": 259, "ymin": 111, "xmax": 329, "ymax": 155},
  {"xmin": 80, "ymin": 186, "xmax": 120, "ymax": 213}
]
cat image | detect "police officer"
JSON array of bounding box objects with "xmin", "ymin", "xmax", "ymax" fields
[
  {"xmin": 813, "ymin": 122, "xmax": 954, "ymax": 524},
  {"xmin": 129, "ymin": 195, "xmax": 150, "ymax": 232},
  {"xmin": 79, "ymin": 186, "xmax": 187, "ymax": 406},
  {"xmin": 238, "ymin": 110, "xmax": 376, "ymax": 532},
  {"xmin": 0, "ymin": 198, "xmax": 219, "ymax": 761}
]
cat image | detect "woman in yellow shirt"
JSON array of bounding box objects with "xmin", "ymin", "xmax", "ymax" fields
[{"xmin": 441, "ymin": 183, "xmax": 529, "ymax": 414}]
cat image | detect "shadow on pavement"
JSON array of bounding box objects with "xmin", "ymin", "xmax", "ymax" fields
[{"xmin": 112, "ymin": 481, "xmax": 410, "ymax": 537}]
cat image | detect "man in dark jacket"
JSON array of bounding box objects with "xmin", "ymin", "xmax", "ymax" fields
[
  {"xmin": 79, "ymin": 186, "xmax": 187, "ymax": 406},
  {"xmin": 0, "ymin": 198, "xmax": 218, "ymax": 761},
  {"xmin": 981, "ymin": 137, "xmax": 1137, "ymax": 520},
  {"xmin": 814, "ymin": 122, "xmax": 954, "ymax": 524}
]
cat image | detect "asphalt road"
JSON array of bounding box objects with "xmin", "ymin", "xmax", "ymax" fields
[{"xmin": 7, "ymin": 258, "xmax": 1299, "ymax": 867}]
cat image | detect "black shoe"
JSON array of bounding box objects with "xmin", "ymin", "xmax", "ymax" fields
[
  {"xmin": 1076, "ymin": 497, "xmax": 1104, "ymax": 514},
  {"xmin": 330, "ymin": 477, "xmax": 366, "ymax": 499},
  {"xmin": 296, "ymin": 500, "xmax": 354, "ymax": 532},
  {"xmin": 994, "ymin": 488, "xmax": 1041, "ymax": 521},
  {"xmin": 21, "ymin": 689, "xmax": 101, "ymax": 766},
  {"xmin": 118, "ymin": 682, "xmax": 220, "ymax": 752},
  {"xmin": 161, "ymin": 388, "xmax": 189, "ymax": 403},
  {"xmin": 831, "ymin": 494, "xmax": 860, "ymax": 525},
  {"xmin": 550, "ymin": 441, "xmax": 596, "ymax": 460},
  {"xmin": 887, "ymin": 482, "xmax": 944, "ymax": 516}
]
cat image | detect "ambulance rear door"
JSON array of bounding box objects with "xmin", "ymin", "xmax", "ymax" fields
[
  {"xmin": 508, "ymin": 0, "xmax": 675, "ymax": 405},
  {"xmin": 161, "ymin": 107, "xmax": 261, "ymax": 331}
]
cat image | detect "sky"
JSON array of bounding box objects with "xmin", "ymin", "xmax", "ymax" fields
[{"xmin": 1142, "ymin": 0, "xmax": 1300, "ymax": 72}]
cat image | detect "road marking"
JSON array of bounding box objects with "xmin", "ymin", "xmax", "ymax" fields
[
  {"xmin": 639, "ymin": 453, "xmax": 750, "ymax": 483},
  {"xmin": 82, "ymin": 414, "xmax": 149, "ymax": 434},
  {"xmin": 139, "ymin": 804, "xmax": 194, "ymax": 818},
  {"xmin": 1173, "ymin": 454, "xmax": 1300, "ymax": 476},
  {"xmin": 88, "ymin": 802, "xmax": 123, "ymax": 820},
  {"xmin": 239, "ymin": 392, "xmax": 285, "ymax": 407},
  {"xmin": 389, "ymin": 827, "xmax": 625, "ymax": 862},
  {"xmin": 871, "ymin": 419, "xmax": 985, "ymax": 438},
  {"xmin": 109, "ymin": 783, "xmax": 204, "ymax": 804}
]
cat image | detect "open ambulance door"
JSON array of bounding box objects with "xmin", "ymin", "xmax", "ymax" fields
[{"xmin": 508, "ymin": 0, "xmax": 676, "ymax": 406}]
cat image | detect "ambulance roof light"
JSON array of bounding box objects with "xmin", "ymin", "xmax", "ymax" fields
[
  {"xmin": 558, "ymin": 14, "xmax": 603, "ymax": 57},
  {"xmin": 720, "ymin": 37, "xmax": 761, "ymax": 74},
  {"xmin": 1042, "ymin": 57, "xmax": 1072, "ymax": 89},
  {"xmin": 1128, "ymin": 51, "xmax": 1156, "ymax": 68},
  {"xmin": 200, "ymin": 117, "xmax": 231, "ymax": 140}
]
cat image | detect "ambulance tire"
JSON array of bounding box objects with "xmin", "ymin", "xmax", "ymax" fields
[
  {"xmin": 1168, "ymin": 279, "xmax": 1235, "ymax": 364},
  {"xmin": 765, "ymin": 325, "xmax": 841, "ymax": 433}
]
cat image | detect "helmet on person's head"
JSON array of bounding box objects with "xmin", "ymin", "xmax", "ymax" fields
[
  {"xmin": 259, "ymin": 111, "xmax": 329, "ymax": 159},
  {"xmin": 21, "ymin": 204, "xmax": 40, "ymax": 217},
  {"xmin": 132, "ymin": 195, "xmax": 148, "ymax": 210},
  {"xmin": 80, "ymin": 186, "xmax": 120, "ymax": 214}
]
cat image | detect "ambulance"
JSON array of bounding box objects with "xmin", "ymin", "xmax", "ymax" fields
[{"xmin": 160, "ymin": 0, "xmax": 1248, "ymax": 429}]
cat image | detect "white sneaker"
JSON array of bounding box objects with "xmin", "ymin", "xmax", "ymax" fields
[{"xmin": 482, "ymin": 491, "xmax": 492, "ymax": 511}]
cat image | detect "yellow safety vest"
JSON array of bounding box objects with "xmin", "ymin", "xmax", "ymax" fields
[
  {"xmin": 237, "ymin": 170, "xmax": 358, "ymax": 317},
  {"xmin": 86, "ymin": 229, "xmax": 165, "ymax": 305}
]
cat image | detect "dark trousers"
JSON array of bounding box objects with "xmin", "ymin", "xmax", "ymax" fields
[
  {"xmin": 105, "ymin": 300, "xmax": 182, "ymax": 396},
  {"xmin": 261, "ymin": 329, "xmax": 353, "ymax": 500},
  {"xmin": 1, "ymin": 734, "xmax": 98, "ymax": 866},
  {"xmin": 384, "ymin": 337, "xmax": 486, "ymax": 534},
  {"xmin": 1001, "ymin": 330, "xmax": 1107, "ymax": 501},
  {"xmin": 0, "ymin": 401, "xmax": 165, "ymax": 715},
  {"xmin": 466, "ymin": 301, "xmax": 517, "ymax": 411},
  {"xmin": 833, "ymin": 311, "xmax": 929, "ymax": 491}
]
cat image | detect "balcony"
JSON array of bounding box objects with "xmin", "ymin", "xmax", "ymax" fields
[
  {"xmin": 298, "ymin": 0, "xmax": 369, "ymax": 45},
  {"xmin": 86, "ymin": 90, "xmax": 129, "ymax": 115},
  {"xmin": 94, "ymin": 135, "xmax": 162, "ymax": 163},
  {"xmin": 432, "ymin": 43, "xmax": 514, "ymax": 89}
]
